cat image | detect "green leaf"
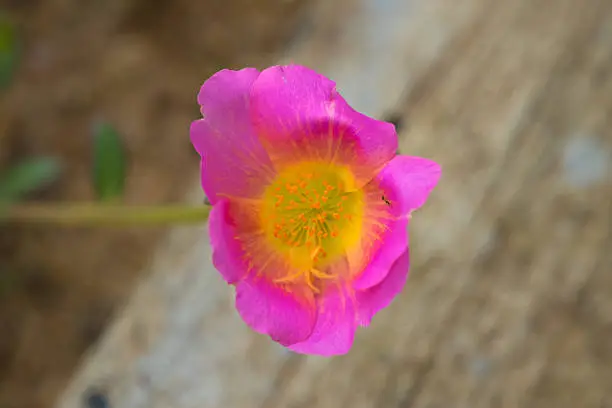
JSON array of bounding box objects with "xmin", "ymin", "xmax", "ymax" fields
[
  {"xmin": 92, "ymin": 122, "xmax": 127, "ymax": 202},
  {"xmin": 0, "ymin": 14, "xmax": 18, "ymax": 90},
  {"xmin": 0, "ymin": 157, "xmax": 62, "ymax": 203}
]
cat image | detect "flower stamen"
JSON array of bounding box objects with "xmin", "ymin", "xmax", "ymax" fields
[{"xmin": 261, "ymin": 162, "xmax": 364, "ymax": 287}]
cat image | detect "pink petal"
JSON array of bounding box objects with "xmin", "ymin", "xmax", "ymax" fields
[
  {"xmin": 208, "ymin": 199, "xmax": 247, "ymax": 284},
  {"xmin": 353, "ymin": 218, "xmax": 408, "ymax": 290},
  {"xmin": 235, "ymin": 278, "xmax": 316, "ymax": 346},
  {"xmin": 351, "ymin": 156, "xmax": 438, "ymax": 289},
  {"xmin": 211, "ymin": 200, "xmax": 317, "ymax": 346},
  {"xmin": 288, "ymin": 287, "xmax": 357, "ymax": 356},
  {"xmin": 356, "ymin": 250, "xmax": 410, "ymax": 327},
  {"xmin": 190, "ymin": 68, "xmax": 275, "ymax": 204},
  {"xmin": 376, "ymin": 155, "xmax": 441, "ymax": 216},
  {"xmin": 249, "ymin": 64, "xmax": 397, "ymax": 183}
]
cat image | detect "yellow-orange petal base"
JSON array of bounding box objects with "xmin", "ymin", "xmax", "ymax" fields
[{"xmin": 229, "ymin": 159, "xmax": 394, "ymax": 296}]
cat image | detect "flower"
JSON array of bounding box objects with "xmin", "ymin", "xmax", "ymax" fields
[{"xmin": 190, "ymin": 65, "xmax": 440, "ymax": 356}]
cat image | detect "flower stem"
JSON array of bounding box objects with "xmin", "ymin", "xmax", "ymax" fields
[{"xmin": 0, "ymin": 203, "xmax": 211, "ymax": 227}]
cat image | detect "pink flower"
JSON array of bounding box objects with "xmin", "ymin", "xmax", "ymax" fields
[{"xmin": 190, "ymin": 65, "xmax": 440, "ymax": 356}]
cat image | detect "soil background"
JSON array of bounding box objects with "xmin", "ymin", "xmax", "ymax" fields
[{"xmin": 0, "ymin": 1, "xmax": 309, "ymax": 407}]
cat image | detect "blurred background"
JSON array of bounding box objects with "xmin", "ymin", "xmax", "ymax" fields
[{"xmin": 0, "ymin": 0, "xmax": 611, "ymax": 408}]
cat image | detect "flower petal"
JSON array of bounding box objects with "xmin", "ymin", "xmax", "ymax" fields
[
  {"xmin": 249, "ymin": 64, "xmax": 397, "ymax": 184},
  {"xmin": 350, "ymin": 156, "xmax": 438, "ymax": 288},
  {"xmin": 352, "ymin": 218, "xmax": 408, "ymax": 290},
  {"xmin": 213, "ymin": 199, "xmax": 317, "ymax": 345},
  {"xmin": 376, "ymin": 155, "xmax": 441, "ymax": 216},
  {"xmin": 190, "ymin": 68, "xmax": 275, "ymax": 203},
  {"xmin": 356, "ymin": 249, "xmax": 410, "ymax": 326},
  {"xmin": 235, "ymin": 278, "xmax": 316, "ymax": 346},
  {"xmin": 208, "ymin": 199, "xmax": 248, "ymax": 284},
  {"xmin": 288, "ymin": 287, "xmax": 357, "ymax": 356}
]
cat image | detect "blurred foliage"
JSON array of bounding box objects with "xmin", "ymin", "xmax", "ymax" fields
[
  {"xmin": 0, "ymin": 157, "xmax": 62, "ymax": 203},
  {"xmin": 0, "ymin": 13, "xmax": 18, "ymax": 90},
  {"xmin": 0, "ymin": 264, "xmax": 19, "ymax": 296},
  {"xmin": 92, "ymin": 122, "xmax": 127, "ymax": 202}
]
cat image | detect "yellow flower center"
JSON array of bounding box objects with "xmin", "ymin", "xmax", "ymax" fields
[{"xmin": 260, "ymin": 162, "xmax": 364, "ymax": 286}]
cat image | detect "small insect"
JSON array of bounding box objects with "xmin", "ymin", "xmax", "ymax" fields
[{"xmin": 382, "ymin": 195, "xmax": 392, "ymax": 206}]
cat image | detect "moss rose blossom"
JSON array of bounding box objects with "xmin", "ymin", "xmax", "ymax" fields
[{"xmin": 190, "ymin": 65, "xmax": 440, "ymax": 356}]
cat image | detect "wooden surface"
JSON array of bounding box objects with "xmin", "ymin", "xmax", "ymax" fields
[{"xmin": 59, "ymin": 0, "xmax": 612, "ymax": 407}]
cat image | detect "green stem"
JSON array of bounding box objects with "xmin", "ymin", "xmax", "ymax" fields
[{"xmin": 1, "ymin": 203, "xmax": 212, "ymax": 227}]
